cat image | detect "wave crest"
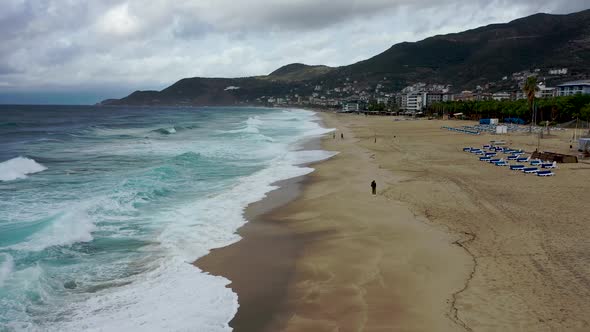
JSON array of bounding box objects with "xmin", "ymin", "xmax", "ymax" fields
[{"xmin": 0, "ymin": 157, "xmax": 47, "ymax": 182}]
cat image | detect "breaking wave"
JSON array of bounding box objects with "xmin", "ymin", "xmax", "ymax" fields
[{"xmin": 0, "ymin": 157, "xmax": 47, "ymax": 181}]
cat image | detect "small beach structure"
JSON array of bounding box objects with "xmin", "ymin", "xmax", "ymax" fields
[{"xmin": 510, "ymin": 165, "xmax": 525, "ymax": 170}]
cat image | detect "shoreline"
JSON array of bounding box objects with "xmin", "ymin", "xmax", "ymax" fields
[
  {"xmin": 195, "ymin": 111, "xmax": 335, "ymax": 331},
  {"xmin": 198, "ymin": 112, "xmax": 590, "ymax": 331},
  {"xmin": 197, "ymin": 111, "xmax": 471, "ymax": 331}
]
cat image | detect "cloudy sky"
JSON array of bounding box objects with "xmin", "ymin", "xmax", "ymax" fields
[{"xmin": 0, "ymin": 0, "xmax": 589, "ymax": 104}]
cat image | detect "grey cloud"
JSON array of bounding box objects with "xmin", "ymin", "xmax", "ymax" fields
[{"xmin": 0, "ymin": 0, "xmax": 588, "ymax": 102}]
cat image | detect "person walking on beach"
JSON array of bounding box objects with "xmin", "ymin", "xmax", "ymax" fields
[
  {"xmin": 371, "ymin": 180, "xmax": 377, "ymax": 195},
  {"xmin": 341, "ymin": 133, "xmax": 344, "ymax": 139},
  {"xmin": 333, "ymin": 132, "xmax": 336, "ymax": 139}
]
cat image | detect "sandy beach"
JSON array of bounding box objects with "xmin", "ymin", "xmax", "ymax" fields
[{"xmin": 198, "ymin": 112, "xmax": 590, "ymax": 331}]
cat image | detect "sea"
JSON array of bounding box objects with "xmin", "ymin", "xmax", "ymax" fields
[{"xmin": 0, "ymin": 105, "xmax": 334, "ymax": 331}]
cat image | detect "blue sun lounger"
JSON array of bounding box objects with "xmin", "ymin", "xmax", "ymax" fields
[
  {"xmin": 530, "ymin": 160, "xmax": 542, "ymax": 166},
  {"xmin": 463, "ymin": 147, "xmax": 472, "ymax": 152},
  {"xmin": 516, "ymin": 157, "xmax": 529, "ymax": 163},
  {"xmin": 537, "ymin": 170, "xmax": 555, "ymax": 176},
  {"xmin": 507, "ymin": 155, "xmax": 519, "ymax": 160},
  {"xmin": 523, "ymin": 167, "xmax": 539, "ymax": 174},
  {"xmin": 495, "ymin": 161, "xmax": 509, "ymax": 166},
  {"xmin": 485, "ymin": 152, "xmax": 496, "ymax": 157},
  {"xmin": 488, "ymin": 158, "xmax": 501, "ymax": 163},
  {"xmin": 510, "ymin": 165, "xmax": 525, "ymax": 170},
  {"xmin": 480, "ymin": 157, "xmax": 491, "ymax": 162},
  {"xmin": 541, "ymin": 162, "xmax": 558, "ymax": 169}
]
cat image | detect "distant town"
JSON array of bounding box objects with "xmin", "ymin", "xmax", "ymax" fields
[{"xmin": 250, "ymin": 67, "xmax": 590, "ymax": 115}]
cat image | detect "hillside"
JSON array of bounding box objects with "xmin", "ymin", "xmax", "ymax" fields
[
  {"xmin": 337, "ymin": 10, "xmax": 590, "ymax": 87},
  {"xmin": 266, "ymin": 63, "xmax": 334, "ymax": 81},
  {"xmin": 105, "ymin": 9, "xmax": 590, "ymax": 106}
]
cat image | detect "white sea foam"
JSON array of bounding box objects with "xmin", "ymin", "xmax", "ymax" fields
[
  {"xmin": 9, "ymin": 209, "xmax": 96, "ymax": 252},
  {"xmin": 52, "ymin": 109, "xmax": 335, "ymax": 332},
  {"xmin": 55, "ymin": 258, "xmax": 237, "ymax": 332},
  {"xmin": 0, "ymin": 253, "xmax": 14, "ymax": 287},
  {"xmin": 0, "ymin": 157, "xmax": 47, "ymax": 181},
  {"xmin": 2, "ymin": 108, "xmax": 335, "ymax": 331}
]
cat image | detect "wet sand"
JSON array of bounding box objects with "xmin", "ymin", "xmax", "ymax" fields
[{"xmin": 198, "ymin": 113, "xmax": 590, "ymax": 331}]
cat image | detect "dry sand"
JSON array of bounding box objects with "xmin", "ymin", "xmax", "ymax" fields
[{"xmin": 199, "ymin": 113, "xmax": 590, "ymax": 331}]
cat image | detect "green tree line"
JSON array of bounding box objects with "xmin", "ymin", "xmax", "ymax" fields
[{"xmin": 428, "ymin": 94, "xmax": 590, "ymax": 124}]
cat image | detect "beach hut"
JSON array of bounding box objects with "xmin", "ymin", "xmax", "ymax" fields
[{"xmin": 496, "ymin": 126, "xmax": 508, "ymax": 134}]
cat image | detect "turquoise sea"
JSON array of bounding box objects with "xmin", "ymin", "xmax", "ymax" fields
[{"xmin": 0, "ymin": 105, "xmax": 333, "ymax": 331}]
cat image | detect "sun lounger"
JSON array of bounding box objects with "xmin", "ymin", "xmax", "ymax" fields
[
  {"xmin": 537, "ymin": 170, "xmax": 555, "ymax": 176},
  {"xmin": 463, "ymin": 147, "xmax": 472, "ymax": 152},
  {"xmin": 469, "ymin": 149, "xmax": 482, "ymax": 153},
  {"xmin": 523, "ymin": 167, "xmax": 539, "ymax": 174},
  {"xmin": 495, "ymin": 161, "xmax": 509, "ymax": 166},
  {"xmin": 516, "ymin": 157, "xmax": 529, "ymax": 163},
  {"xmin": 488, "ymin": 158, "xmax": 501, "ymax": 163},
  {"xmin": 485, "ymin": 152, "xmax": 496, "ymax": 157},
  {"xmin": 530, "ymin": 160, "xmax": 542, "ymax": 166},
  {"xmin": 541, "ymin": 161, "xmax": 558, "ymax": 169},
  {"xmin": 510, "ymin": 165, "xmax": 525, "ymax": 170},
  {"xmin": 480, "ymin": 157, "xmax": 491, "ymax": 162},
  {"xmin": 483, "ymin": 145, "xmax": 491, "ymax": 149},
  {"xmin": 507, "ymin": 155, "xmax": 518, "ymax": 160}
]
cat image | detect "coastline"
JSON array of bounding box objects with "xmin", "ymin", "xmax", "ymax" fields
[
  {"xmin": 198, "ymin": 112, "xmax": 590, "ymax": 331},
  {"xmin": 197, "ymin": 111, "xmax": 471, "ymax": 331},
  {"xmin": 195, "ymin": 113, "xmax": 334, "ymax": 332}
]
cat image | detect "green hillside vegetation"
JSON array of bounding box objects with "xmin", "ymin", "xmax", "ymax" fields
[{"xmin": 265, "ymin": 63, "xmax": 334, "ymax": 82}]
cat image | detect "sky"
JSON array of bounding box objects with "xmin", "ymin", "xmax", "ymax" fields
[{"xmin": 0, "ymin": 0, "xmax": 589, "ymax": 104}]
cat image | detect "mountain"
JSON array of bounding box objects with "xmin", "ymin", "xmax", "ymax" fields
[
  {"xmin": 105, "ymin": 9, "xmax": 590, "ymax": 106},
  {"xmin": 336, "ymin": 10, "xmax": 590, "ymax": 87},
  {"xmin": 266, "ymin": 63, "xmax": 334, "ymax": 81}
]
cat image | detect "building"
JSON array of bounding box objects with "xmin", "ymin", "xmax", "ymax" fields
[
  {"xmin": 425, "ymin": 92, "xmax": 443, "ymax": 106},
  {"xmin": 402, "ymin": 93, "xmax": 424, "ymax": 112},
  {"xmin": 492, "ymin": 92, "xmax": 511, "ymax": 101},
  {"xmin": 376, "ymin": 97, "xmax": 389, "ymax": 105},
  {"xmin": 557, "ymin": 80, "xmax": 590, "ymax": 96},
  {"xmin": 342, "ymin": 101, "xmax": 360, "ymax": 112},
  {"xmin": 549, "ymin": 68, "xmax": 568, "ymax": 75},
  {"xmin": 454, "ymin": 91, "xmax": 476, "ymax": 101},
  {"xmin": 442, "ymin": 93, "xmax": 455, "ymax": 102},
  {"xmin": 536, "ymin": 84, "xmax": 556, "ymax": 98}
]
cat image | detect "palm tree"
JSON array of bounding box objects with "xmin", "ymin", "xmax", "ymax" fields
[{"xmin": 523, "ymin": 76, "xmax": 540, "ymax": 133}]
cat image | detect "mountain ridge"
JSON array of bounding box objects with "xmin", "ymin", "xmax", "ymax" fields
[{"xmin": 105, "ymin": 9, "xmax": 590, "ymax": 106}]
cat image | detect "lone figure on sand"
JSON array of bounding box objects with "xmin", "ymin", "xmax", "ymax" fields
[
  {"xmin": 341, "ymin": 133, "xmax": 344, "ymax": 139},
  {"xmin": 371, "ymin": 180, "xmax": 376, "ymax": 195}
]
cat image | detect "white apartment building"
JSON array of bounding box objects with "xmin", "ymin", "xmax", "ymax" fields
[
  {"xmin": 557, "ymin": 80, "xmax": 590, "ymax": 96},
  {"xmin": 492, "ymin": 92, "xmax": 511, "ymax": 101},
  {"xmin": 402, "ymin": 93, "xmax": 424, "ymax": 112}
]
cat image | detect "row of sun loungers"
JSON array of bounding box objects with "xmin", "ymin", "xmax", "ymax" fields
[
  {"xmin": 464, "ymin": 146, "xmax": 557, "ymax": 176},
  {"xmin": 442, "ymin": 126, "xmax": 480, "ymax": 135},
  {"xmin": 469, "ymin": 124, "xmax": 566, "ymax": 134}
]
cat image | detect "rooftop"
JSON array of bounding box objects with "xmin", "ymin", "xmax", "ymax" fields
[{"xmin": 557, "ymin": 80, "xmax": 590, "ymax": 87}]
